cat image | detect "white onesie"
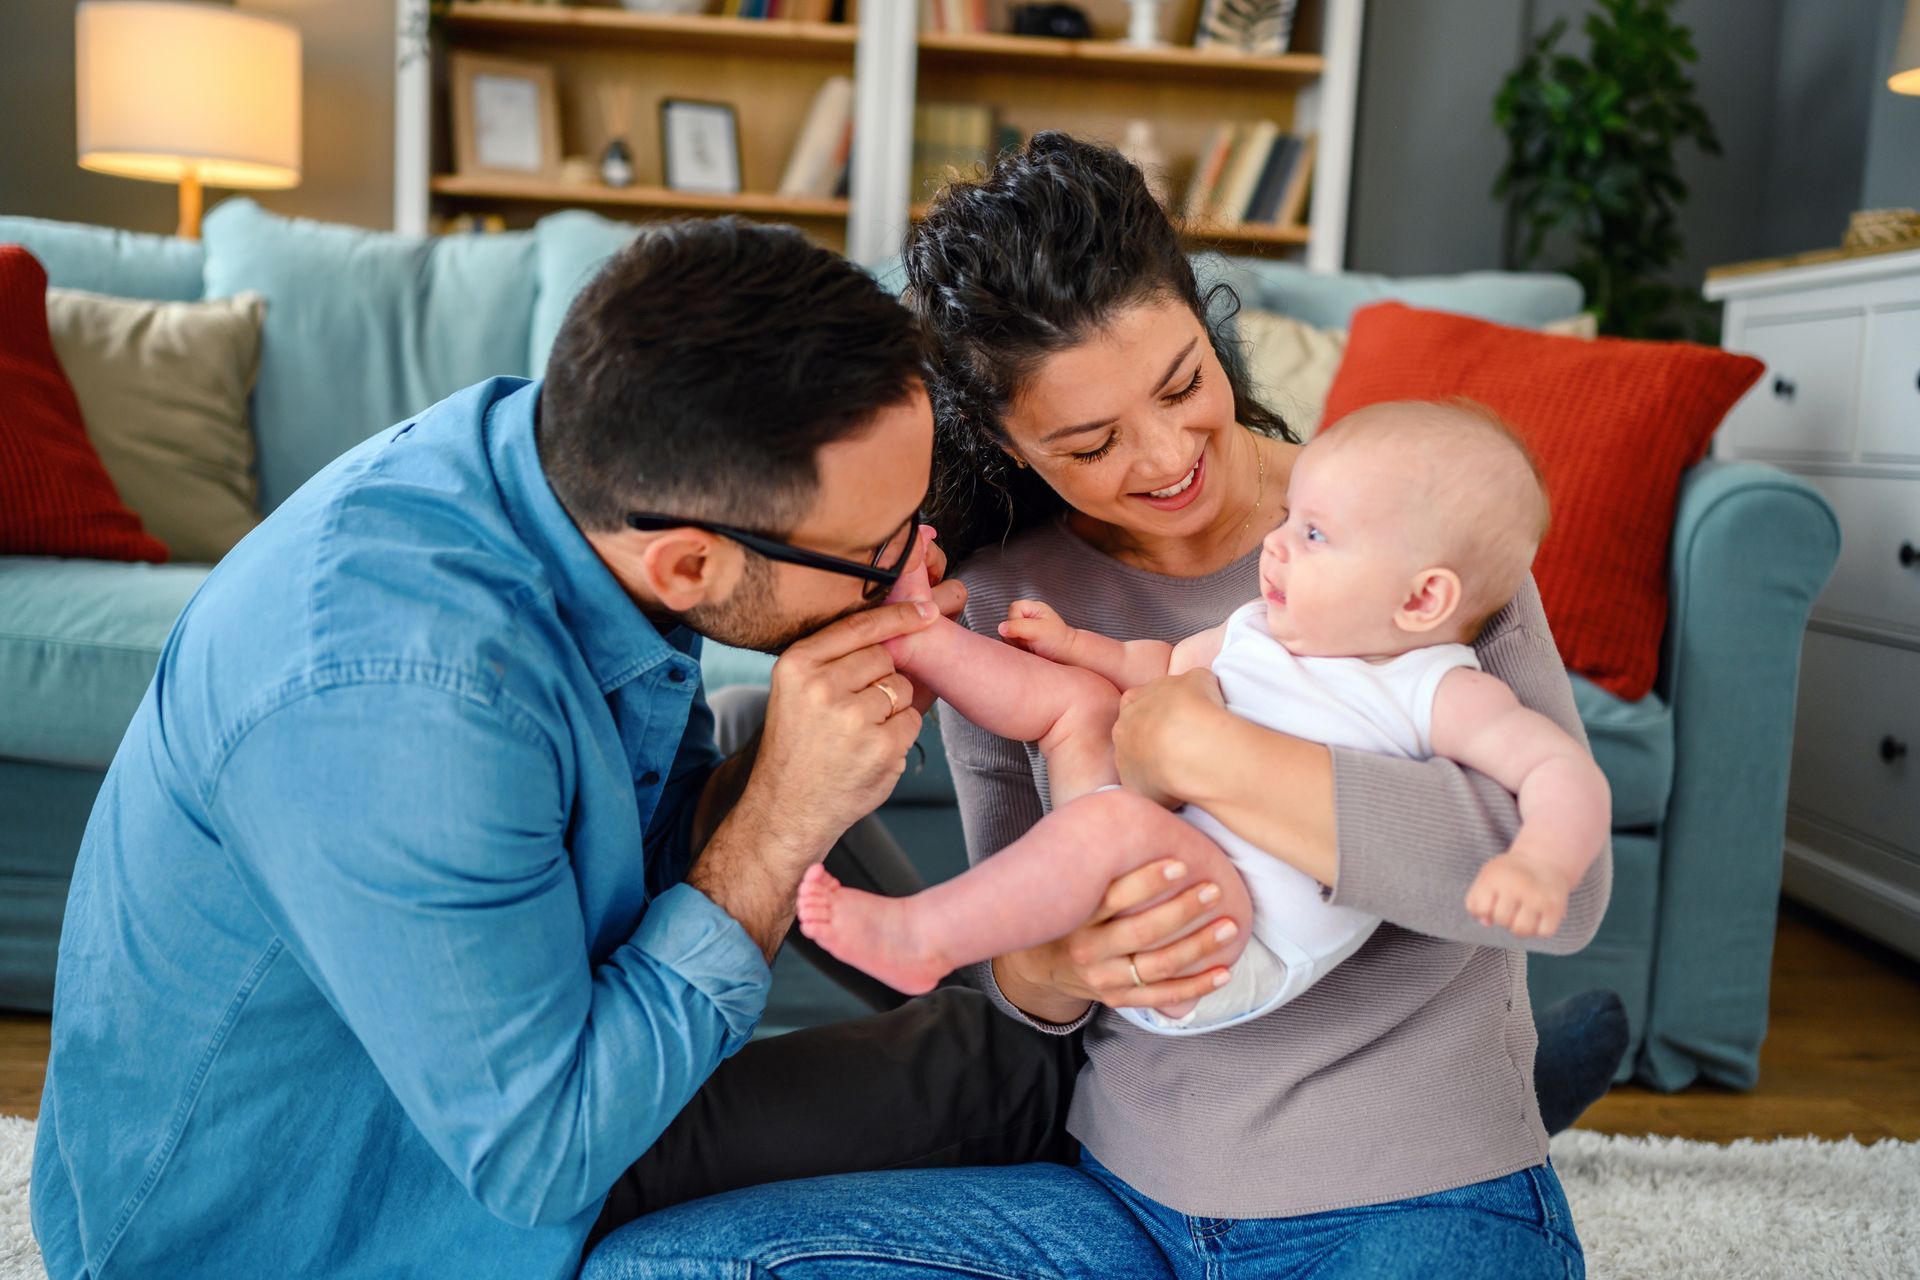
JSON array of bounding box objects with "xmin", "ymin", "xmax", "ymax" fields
[{"xmin": 1120, "ymin": 600, "xmax": 1480, "ymax": 1036}]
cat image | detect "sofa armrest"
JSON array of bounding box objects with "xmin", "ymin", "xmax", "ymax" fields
[{"xmin": 1641, "ymin": 460, "xmax": 1839, "ymax": 1089}]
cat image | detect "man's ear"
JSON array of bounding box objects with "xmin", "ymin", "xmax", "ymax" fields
[
  {"xmin": 1395, "ymin": 566, "xmax": 1463, "ymax": 635},
  {"xmin": 634, "ymin": 528, "xmax": 734, "ymax": 612}
]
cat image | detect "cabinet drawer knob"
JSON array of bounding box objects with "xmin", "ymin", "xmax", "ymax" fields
[
  {"xmin": 1772, "ymin": 376, "xmax": 1796, "ymax": 400},
  {"xmin": 1883, "ymin": 736, "xmax": 1910, "ymax": 763},
  {"xmin": 1903, "ymin": 542, "xmax": 1918, "ymax": 569}
]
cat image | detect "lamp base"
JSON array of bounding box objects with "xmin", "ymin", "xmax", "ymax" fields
[{"xmin": 177, "ymin": 169, "xmax": 203, "ymax": 240}]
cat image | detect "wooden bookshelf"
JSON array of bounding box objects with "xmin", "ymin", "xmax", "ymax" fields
[
  {"xmin": 400, "ymin": 1, "xmax": 1362, "ymax": 267},
  {"xmin": 431, "ymin": 174, "xmax": 849, "ymax": 220},
  {"xmin": 444, "ymin": 4, "xmax": 856, "ymax": 57},
  {"xmin": 917, "ymin": 29, "xmax": 1325, "ymax": 85}
]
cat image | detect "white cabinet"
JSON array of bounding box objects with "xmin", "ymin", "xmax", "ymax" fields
[{"xmin": 1706, "ymin": 247, "xmax": 1920, "ymax": 962}]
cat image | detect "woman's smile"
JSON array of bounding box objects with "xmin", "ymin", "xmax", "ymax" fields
[{"xmin": 1131, "ymin": 451, "xmax": 1206, "ymax": 511}]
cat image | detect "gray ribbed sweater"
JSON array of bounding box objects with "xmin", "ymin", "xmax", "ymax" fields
[{"xmin": 946, "ymin": 520, "xmax": 1612, "ymax": 1219}]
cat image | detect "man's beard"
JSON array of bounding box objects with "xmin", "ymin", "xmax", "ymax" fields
[{"xmin": 682, "ymin": 555, "xmax": 863, "ymax": 655}]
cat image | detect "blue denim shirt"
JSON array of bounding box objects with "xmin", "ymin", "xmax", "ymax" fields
[{"xmin": 31, "ymin": 377, "xmax": 771, "ymax": 1279}]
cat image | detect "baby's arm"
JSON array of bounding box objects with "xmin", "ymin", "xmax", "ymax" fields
[
  {"xmin": 1001, "ymin": 602, "xmax": 1225, "ymax": 689},
  {"xmin": 1428, "ymin": 668, "xmax": 1612, "ymax": 939}
]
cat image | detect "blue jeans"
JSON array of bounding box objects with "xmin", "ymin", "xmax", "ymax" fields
[{"xmin": 583, "ymin": 1147, "xmax": 1584, "ymax": 1279}]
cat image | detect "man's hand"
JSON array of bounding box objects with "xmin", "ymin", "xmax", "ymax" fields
[
  {"xmin": 688, "ymin": 600, "xmax": 935, "ymax": 958},
  {"xmin": 1111, "ymin": 668, "xmax": 1229, "ymax": 807}
]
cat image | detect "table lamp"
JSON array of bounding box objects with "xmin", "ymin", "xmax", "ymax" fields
[
  {"xmin": 1893, "ymin": 0, "xmax": 1920, "ymax": 95},
  {"xmin": 76, "ymin": 1, "xmax": 302, "ymax": 239}
]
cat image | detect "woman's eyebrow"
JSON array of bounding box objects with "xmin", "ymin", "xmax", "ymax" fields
[{"xmin": 1037, "ymin": 338, "xmax": 1202, "ymax": 445}]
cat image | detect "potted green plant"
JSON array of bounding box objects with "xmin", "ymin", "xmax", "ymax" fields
[{"xmin": 1493, "ymin": 0, "xmax": 1722, "ymax": 340}]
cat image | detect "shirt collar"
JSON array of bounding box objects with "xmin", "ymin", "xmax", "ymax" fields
[{"xmin": 484, "ymin": 378, "xmax": 692, "ymax": 694}]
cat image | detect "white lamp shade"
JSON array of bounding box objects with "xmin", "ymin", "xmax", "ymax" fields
[
  {"xmin": 1894, "ymin": 0, "xmax": 1920, "ymax": 95},
  {"xmin": 76, "ymin": 1, "xmax": 301, "ymax": 188}
]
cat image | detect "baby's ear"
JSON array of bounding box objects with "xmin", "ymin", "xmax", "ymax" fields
[{"xmin": 1395, "ymin": 567, "xmax": 1463, "ymax": 635}]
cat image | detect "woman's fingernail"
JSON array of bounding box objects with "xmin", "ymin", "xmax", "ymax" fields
[
  {"xmin": 915, "ymin": 601, "xmax": 936, "ymax": 619},
  {"xmin": 1198, "ymin": 884, "xmax": 1221, "ymax": 904},
  {"xmin": 1163, "ymin": 862, "xmax": 1187, "ymax": 881},
  {"xmin": 1212, "ymin": 970, "xmax": 1231, "ymax": 987},
  {"xmin": 1214, "ymin": 921, "xmax": 1237, "ymax": 942}
]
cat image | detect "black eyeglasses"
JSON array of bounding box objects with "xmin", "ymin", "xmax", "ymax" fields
[{"xmin": 625, "ymin": 510, "xmax": 921, "ymax": 602}]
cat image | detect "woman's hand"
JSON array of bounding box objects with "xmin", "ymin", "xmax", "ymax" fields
[
  {"xmin": 993, "ymin": 858, "xmax": 1240, "ymax": 1025},
  {"xmin": 1111, "ymin": 668, "xmax": 1230, "ymax": 807}
]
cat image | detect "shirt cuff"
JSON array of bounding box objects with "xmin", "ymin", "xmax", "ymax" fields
[
  {"xmin": 971, "ymin": 960, "xmax": 1094, "ymax": 1036},
  {"xmin": 634, "ymin": 882, "xmax": 772, "ymax": 1055}
]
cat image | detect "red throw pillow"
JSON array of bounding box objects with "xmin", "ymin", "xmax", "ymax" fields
[
  {"xmin": 0, "ymin": 245, "xmax": 167, "ymax": 561},
  {"xmin": 1322, "ymin": 302, "xmax": 1762, "ymax": 702}
]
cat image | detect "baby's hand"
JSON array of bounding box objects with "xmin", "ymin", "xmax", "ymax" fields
[
  {"xmin": 1465, "ymin": 849, "xmax": 1572, "ymax": 939},
  {"xmin": 998, "ymin": 600, "xmax": 1076, "ymax": 662}
]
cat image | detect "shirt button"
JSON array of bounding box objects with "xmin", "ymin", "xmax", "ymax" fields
[
  {"xmin": 667, "ymin": 667, "xmax": 687, "ymax": 684},
  {"xmin": 639, "ymin": 770, "xmax": 661, "ymax": 787}
]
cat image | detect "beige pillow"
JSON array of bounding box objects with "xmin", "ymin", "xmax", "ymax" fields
[
  {"xmin": 47, "ymin": 289, "xmax": 265, "ymax": 564},
  {"xmin": 1238, "ymin": 307, "xmax": 1599, "ymax": 439}
]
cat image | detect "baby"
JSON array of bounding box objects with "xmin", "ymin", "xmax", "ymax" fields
[{"xmin": 798, "ymin": 399, "xmax": 1611, "ymax": 1034}]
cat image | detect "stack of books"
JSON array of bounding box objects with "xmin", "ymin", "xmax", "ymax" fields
[
  {"xmin": 778, "ymin": 75, "xmax": 855, "ymax": 199},
  {"xmin": 911, "ymin": 102, "xmax": 998, "ymax": 200},
  {"xmin": 1181, "ymin": 122, "xmax": 1314, "ymax": 228}
]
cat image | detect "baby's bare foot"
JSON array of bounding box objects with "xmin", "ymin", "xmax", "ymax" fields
[{"xmin": 796, "ymin": 864, "xmax": 950, "ymax": 996}]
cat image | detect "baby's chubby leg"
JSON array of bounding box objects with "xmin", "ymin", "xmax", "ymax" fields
[
  {"xmin": 798, "ymin": 789, "xmax": 1255, "ymax": 1008},
  {"xmin": 882, "ymin": 530, "xmax": 1118, "ymax": 800}
]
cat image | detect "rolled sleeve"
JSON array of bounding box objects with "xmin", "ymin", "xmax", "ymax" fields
[{"xmin": 630, "ymin": 882, "xmax": 771, "ymax": 1055}]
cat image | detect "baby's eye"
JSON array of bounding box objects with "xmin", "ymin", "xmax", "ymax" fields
[{"xmin": 1305, "ymin": 525, "xmax": 1326, "ymax": 543}]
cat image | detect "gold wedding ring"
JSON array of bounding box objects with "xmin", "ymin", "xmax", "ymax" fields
[
  {"xmin": 1127, "ymin": 955, "xmax": 1145, "ymax": 987},
  {"xmin": 877, "ymin": 680, "xmax": 900, "ymax": 717}
]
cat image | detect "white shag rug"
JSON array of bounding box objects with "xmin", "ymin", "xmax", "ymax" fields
[{"xmin": 1, "ymin": 1116, "xmax": 1915, "ymax": 1277}]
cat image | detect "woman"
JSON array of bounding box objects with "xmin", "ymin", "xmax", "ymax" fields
[{"xmin": 589, "ymin": 134, "xmax": 1612, "ymax": 1277}]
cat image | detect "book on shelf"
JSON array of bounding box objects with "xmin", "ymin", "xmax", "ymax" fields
[
  {"xmin": 1214, "ymin": 119, "xmax": 1278, "ymax": 226},
  {"xmin": 912, "ymin": 102, "xmax": 996, "ymax": 201},
  {"xmin": 919, "ymin": 0, "xmax": 991, "ymax": 34},
  {"xmin": 1181, "ymin": 123, "xmax": 1315, "ymax": 227},
  {"xmin": 1182, "ymin": 122, "xmax": 1239, "ymax": 223},
  {"xmin": 725, "ymin": 0, "xmax": 841, "ymax": 20},
  {"xmin": 778, "ymin": 74, "xmax": 855, "ymax": 198},
  {"xmin": 1274, "ymin": 132, "xmax": 1315, "ymax": 227}
]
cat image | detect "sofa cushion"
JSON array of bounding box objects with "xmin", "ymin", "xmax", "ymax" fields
[
  {"xmin": 202, "ymin": 199, "xmax": 539, "ymax": 511},
  {"xmin": 46, "ymin": 288, "xmax": 265, "ymax": 563},
  {"xmin": 1323, "ymin": 302, "xmax": 1765, "ymax": 702},
  {"xmin": 530, "ymin": 210, "xmax": 638, "ymax": 373},
  {"xmin": 0, "ymin": 557, "xmax": 209, "ymax": 769},
  {"xmin": 1202, "ymin": 256, "xmax": 1584, "ymax": 331},
  {"xmin": 0, "ymin": 249, "xmax": 169, "ymax": 563},
  {"xmin": 1569, "ymin": 674, "xmax": 1672, "ymax": 831},
  {"xmin": 0, "ymin": 215, "xmax": 204, "ymax": 303}
]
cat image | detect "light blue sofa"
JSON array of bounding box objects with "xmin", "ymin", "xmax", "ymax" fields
[{"xmin": 0, "ymin": 202, "xmax": 1838, "ymax": 1091}]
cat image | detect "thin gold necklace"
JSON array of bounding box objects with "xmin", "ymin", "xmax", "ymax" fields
[{"xmin": 1240, "ymin": 438, "xmax": 1268, "ymax": 533}]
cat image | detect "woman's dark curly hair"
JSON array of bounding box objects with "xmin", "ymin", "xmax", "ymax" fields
[{"xmin": 904, "ymin": 131, "xmax": 1296, "ymax": 564}]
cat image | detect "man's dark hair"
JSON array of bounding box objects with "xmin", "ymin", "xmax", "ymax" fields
[{"xmin": 539, "ymin": 218, "xmax": 923, "ymax": 534}]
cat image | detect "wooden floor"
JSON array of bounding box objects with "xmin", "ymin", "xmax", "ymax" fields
[{"xmin": 4, "ymin": 900, "xmax": 1918, "ymax": 1141}]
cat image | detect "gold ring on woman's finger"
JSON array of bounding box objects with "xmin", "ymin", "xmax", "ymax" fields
[
  {"xmin": 876, "ymin": 680, "xmax": 900, "ymax": 717},
  {"xmin": 1127, "ymin": 954, "xmax": 1144, "ymax": 987}
]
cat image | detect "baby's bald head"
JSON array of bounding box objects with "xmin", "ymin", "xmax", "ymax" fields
[{"xmin": 1313, "ymin": 399, "xmax": 1549, "ymax": 639}]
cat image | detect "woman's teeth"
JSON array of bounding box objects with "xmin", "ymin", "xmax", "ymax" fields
[{"xmin": 1146, "ymin": 463, "xmax": 1199, "ymax": 499}]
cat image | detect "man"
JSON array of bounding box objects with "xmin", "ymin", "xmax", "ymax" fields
[{"xmin": 29, "ymin": 221, "xmax": 1079, "ymax": 1278}]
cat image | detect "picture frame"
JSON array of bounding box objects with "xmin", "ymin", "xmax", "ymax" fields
[
  {"xmin": 450, "ymin": 52, "xmax": 563, "ymax": 181},
  {"xmin": 660, "ymin": 98, "xmax": 742, "ymax": 196}
]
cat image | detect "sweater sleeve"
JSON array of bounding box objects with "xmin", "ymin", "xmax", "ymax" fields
[{"xmin": 1326, "ymin": 575, "xmax": 1613, "ymax": 954}]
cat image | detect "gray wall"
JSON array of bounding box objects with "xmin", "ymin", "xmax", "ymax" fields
[
  {"xmin": 1347, "ymin": 0, "xmax": 1910, "ymax": 284},
  {"xmin": 0, "ymin": 0, "xmax": 394, "ymax": 236}
]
